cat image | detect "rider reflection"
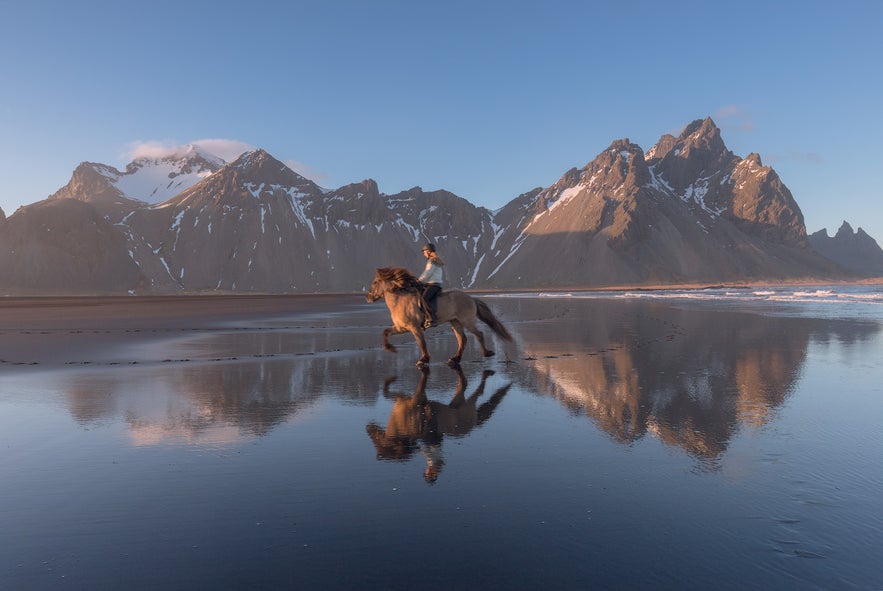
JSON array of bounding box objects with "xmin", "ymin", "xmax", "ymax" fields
[{"xmin": 366, "ymin": 368, "xmax": 511, "ymax": 483}]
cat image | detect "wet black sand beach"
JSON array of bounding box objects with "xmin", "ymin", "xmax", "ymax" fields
[{"xmin": 1, "ymin": 294, "xmax": 882, "ymax": 589}]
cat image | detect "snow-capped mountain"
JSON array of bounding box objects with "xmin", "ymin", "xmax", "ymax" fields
[
  {"xmin": 47, "ymin": 144, "xmax": 225, "ymax": 220},
  {"xmin": 0, "ymin": 118, "xmax": 867, "ymax": 294},
  {"xmin": 112, "ymin": 149, "xmax": 494, "ymax": 292},
  {"xmin": 115, "ymin": 144, "xmax": 225, "ymax": 204}
]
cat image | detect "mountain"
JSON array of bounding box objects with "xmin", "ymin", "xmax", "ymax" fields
[
  {"xmin": 0, "ymin": 199, "xmax": 141, "ymax": 293},
  {"xmin": 116, "ymin": 150, "xmax": 494, "ymax": 292},
  {"xmin": 47, "ymin": 145, "xmax": 224, "ymax": 220},
  {"xmin": 479, "ymin": 118, "xmax": 843, "ymax": 287},
  {"xmin": 809, "ymin": 222, "xmax": 883, "ymax": 277},
  {"xmin": 0, "ymin": 117, "xmax": 864, "ymax": 294}
]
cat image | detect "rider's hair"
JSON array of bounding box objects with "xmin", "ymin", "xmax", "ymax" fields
[{"xmin": 423, "ymin": 244, "xmax": 444, "ymax": 266}]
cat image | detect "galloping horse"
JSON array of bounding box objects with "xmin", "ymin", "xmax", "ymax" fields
[{"xmin": 365, "ymin": 267, "xmax": 513, "ymax": 367}]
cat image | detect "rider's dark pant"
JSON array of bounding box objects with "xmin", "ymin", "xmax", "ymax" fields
[{"xmin": 423, "ymin": 284, "xmax": 441, "ymax": 320}]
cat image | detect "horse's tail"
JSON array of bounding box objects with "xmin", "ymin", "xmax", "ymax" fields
[{"xmin": 474, "ymin": 298, "xmax": 513, "ymax": 341}]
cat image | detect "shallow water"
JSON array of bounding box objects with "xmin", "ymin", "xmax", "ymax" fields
[{"xmin": 1, "ymin": 296, "xmax": 882, "ymax": 590}]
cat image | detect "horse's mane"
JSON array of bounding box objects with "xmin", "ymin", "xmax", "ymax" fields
[{"xmin": 376, "ymin": 267, "xmax": 421, "ymax": 291}]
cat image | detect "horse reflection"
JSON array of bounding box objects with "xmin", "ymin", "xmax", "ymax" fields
[{"xmin": 366, "ymin": 368, "xmax": 511, "ymax": 483}]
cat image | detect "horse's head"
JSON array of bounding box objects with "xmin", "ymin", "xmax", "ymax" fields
[{"xmin": 366, "ymin": 269, "xmax": 387, "ymax": 302}]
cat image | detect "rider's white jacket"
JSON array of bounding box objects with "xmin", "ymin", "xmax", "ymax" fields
[{"xmin": 418, "ymin": 259, "xmax": 444, "ymax": 285}]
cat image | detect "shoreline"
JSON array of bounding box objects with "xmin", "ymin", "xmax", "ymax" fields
[
  {"xmin": 2, "ymin": 281, "xmax": 879, "ymax": 368},
  {"xmin": 3, "ymin": 276, "xmax": 880, "ymax": 299}
]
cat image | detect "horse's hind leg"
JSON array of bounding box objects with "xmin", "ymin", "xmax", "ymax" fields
[
  {"xmin": 463, "ymin": 319, "xmax": 494, "ymax": 357},
  {"xmin": 447, "ymin": 320, "xmax": 467, "ymax": 367}
]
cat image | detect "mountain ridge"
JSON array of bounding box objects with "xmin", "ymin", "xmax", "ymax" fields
[
  {"xmin": 808, "ymin": 222, "xmax": 883, "ymax": 277},
  {"xmin": 0, "ymin": 118, "xmax": 874, "ymax": 294}
]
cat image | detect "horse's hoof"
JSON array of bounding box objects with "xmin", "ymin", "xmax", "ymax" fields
[
  {"xmin": 383, "ymin": 345, "xmax": 397, "ymax": 353},
  {"xmin": 484, "ymin": 350, "xmax": 495, "ymax": 357},
  {"xmin": 416, "ymin": 359, "xmax": 429, "ymax": 368},
  {"xmin": 447, "ymin": 358, "xmax": 461, "ymax": 368}
]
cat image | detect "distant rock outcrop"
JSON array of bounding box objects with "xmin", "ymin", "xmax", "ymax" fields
[{"xmin": 809, "ymin": 222, "xmax": 883, "ymax": 277}]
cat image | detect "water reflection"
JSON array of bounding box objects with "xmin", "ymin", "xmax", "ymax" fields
[
  {"xmin": 61, "ymin": 354, "xmax": 394, "ymax": 445},
  {"xmin": 367, "ymin": 368, "xmax": 512, "ymax": 482},
  {"xmin": 505, "ymin": 297, "xmax": 881, "ymax": 467},
  {"xmin": 48, "ymin": 298, "xmax": 881, "ymax": 467},
  {"xmin": 4, "ymin": 298, "xmax": 881, "ymax": 591}
]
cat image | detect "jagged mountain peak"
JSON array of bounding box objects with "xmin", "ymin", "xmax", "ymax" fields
[
  {"xmin": 645, "ymin": 118, "xmax": 723, "ymax": 164},
  {"xmin": 334, "ymin": 179, "xmax": 380, "ymax": 199},
  {"xmin": 223, "ymin": 149, "xmax": 315, "ymax": 187},
  {"xmin": 645, "ymin": 134, "xmax": 677, "ymax": 162},
  {"xmin": 809, "ymin": 220, "xmax": 883, "ymax": 276},
  {"xmin": 600, "ymin": 138, "xmax": 646, "ymax": 162},
  {"xmin": 673, "ymin": 117, "xmax": 728, "ymax": 161},
  {"xmin": 232, "ymin": 148, "xmax": 273, "ymax": 167},
  {"xmin": 575, "ymin": 138, "xmax": 650, "ymax": 190},
  {"xmin": 836, "ymin": 220, "xmax": 855, "ymax": 237},
  {"xmin": 47, "ymin": 161, "xmax": 135, "ymax": 216},
  {"xmin": 826, "ymin": 221, "xmax": 873, "ymax": 242},
  {"xmin": 682, "ymin": 116, "xmax": 719, "ymax": 138},
  {"xmin": 159, "ymin": 147, "xmax": 323, "ymax": 210},
  {"xmin": 648, "ymin": 117, "xmax": 736, "ymax": 195},
  {"xmin": 360, "ymin": 179, "xmax": 380, "ymax": 196}
]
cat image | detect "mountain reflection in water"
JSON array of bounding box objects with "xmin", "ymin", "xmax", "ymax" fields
[
  {"xmin": 56, "ymin": 297, "xmax": 879, "ymax": 466},
  {"xmin": 493, "ymin": 297, "xmax": 880, "ymax": 466}
]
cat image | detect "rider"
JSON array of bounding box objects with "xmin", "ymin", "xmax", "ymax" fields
[{"xmin": 418, "ymin": 243, "xmax": 444, "ymax": 329}]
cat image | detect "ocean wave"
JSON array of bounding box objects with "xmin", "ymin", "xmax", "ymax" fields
[{"xmin": 491, "ymin": 286, "xmax": 883, "ymax": 311}]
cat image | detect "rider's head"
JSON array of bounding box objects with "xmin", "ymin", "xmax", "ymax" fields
[{"xmin": 422, "ymin": 243, "xmax": 436, "ymax": 254}]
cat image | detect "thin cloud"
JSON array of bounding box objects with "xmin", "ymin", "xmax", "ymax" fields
[
  {"xmin": 124, "ymin": 140, "xmax": 185, "ymax": 160},
  {"xmin": 284, "ymin": 159, "xmax": 328, "ymax": 184},
  {"xmin": 715, "ymin": 105, "xmax": 755, "ymax": 132},
  {"xmin": 764, "ymin": 151, "xmax": 824, "ymax": 165},
  {"xmin": 124, "ymin": 139, "xmax": 254, "ymax": 163},
  {"xmin": 190, "ymin": 139, "xmax": 254, "ymax": 162}
]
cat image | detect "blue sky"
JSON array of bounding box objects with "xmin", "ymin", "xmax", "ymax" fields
[{"xmin": 2, "ymin": 0, "xmax": 881, "ymax": 242}]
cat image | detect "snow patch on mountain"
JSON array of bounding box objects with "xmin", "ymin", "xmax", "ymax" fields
[{"xmin": 105, "ymin": 145, "xmax": 224, "ymax": 205}]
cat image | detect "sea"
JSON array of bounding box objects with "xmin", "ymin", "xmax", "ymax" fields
[{"xmin": 519, "ymin": 282, "xmax": 883, "ymax": 320}]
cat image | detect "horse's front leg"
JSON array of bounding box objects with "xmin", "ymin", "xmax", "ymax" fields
[
  {"xmin": 382, "ymin": 326, "xmax": 402, "ymax": 353},
  {"xmin": 409, "ymin": 328, "xmax": 430, "ymax": 367}
]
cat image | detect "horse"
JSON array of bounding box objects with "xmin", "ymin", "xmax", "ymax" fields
[{"xmin": 365, "ymin": 266, "xmax": 513, "ymax": 367}]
